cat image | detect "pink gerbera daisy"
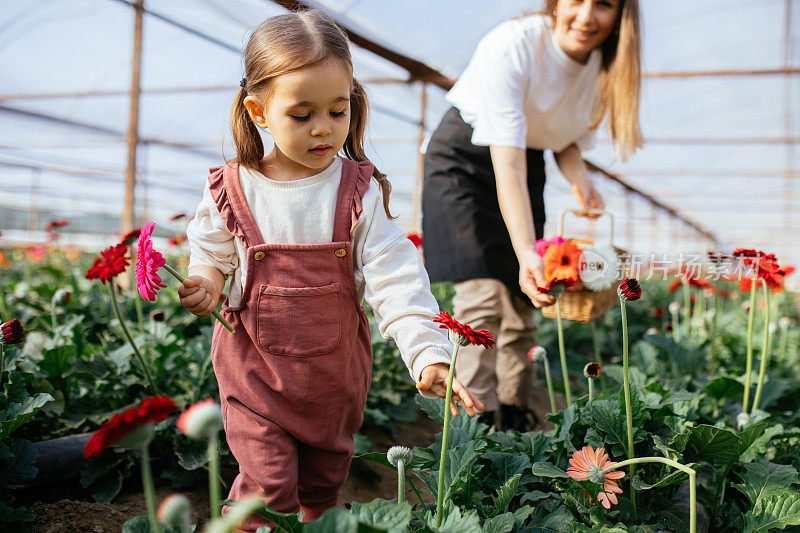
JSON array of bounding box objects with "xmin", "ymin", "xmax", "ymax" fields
[
  {"xmin": 567, "ymin": 446, "xmax": 625, "ymax": 509},
  {"xmin": 136, "ymin": 222, "xmax": 166, "ymax": 301}
]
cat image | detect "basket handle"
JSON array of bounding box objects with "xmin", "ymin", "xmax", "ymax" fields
[{"xmin": 556, "ymin": 208, "xmax": 615, "ymax": 245}]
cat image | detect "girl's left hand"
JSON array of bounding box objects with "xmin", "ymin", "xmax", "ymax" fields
[{"xmin": 416, "ymin": 363, "xmax": 485, "ymax": 417}]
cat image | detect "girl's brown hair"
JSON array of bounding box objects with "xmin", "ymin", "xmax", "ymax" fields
[
  {"xmin": 541, "ymin": 0, "xmax": 643, "ymax": 160},
  {"xmin": 230, "ymin": 9, "xmax": 394, "ymax": 218}
]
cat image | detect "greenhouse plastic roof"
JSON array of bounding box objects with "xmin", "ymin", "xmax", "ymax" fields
[{"xmin": 0, "ymin": 0, "xmax": 798, "ymax": 282}]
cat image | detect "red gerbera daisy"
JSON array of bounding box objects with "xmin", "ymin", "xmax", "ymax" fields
[
  {"xmin": 86, "ymin": 243, "xmax": 129, "ymax": 284},
  {"xmin": 167, "ymin": 234, "xmax": 187, "ymax": 247},
  {"xmin": 120, "ymin": 227, "xmax": 142, "ymax": 247},
  {"xmin": 433, "ymin": 311, "xmax": 495, "ymax": 348},
  {"xmin": 543, "ymin": 240, "xmax": 582, "ymax": 281},
  {"xmin": 84, "ymin": 396, "xmax": 176, "ymax": 458},
  {"xmin": 668, "ymin": 279, "xmax": 681, "ymax": 293},
  {"xmin": 44, "ymin": 219, "xmax": 68, "ymax": 232},
  {"xmin": 1, "ymin": 319, "xmax": 25, "ymax": 345},
  {"xmin": 618, "ymin": 277, "xmax": 641, "ymax": 301},
  {"xmin": 406, "ymin": 232, "xmax": 423, "ymax": 249},
  {"xmin": 136, "ymin": 223, "xmax": 166, "ymax": 301}
]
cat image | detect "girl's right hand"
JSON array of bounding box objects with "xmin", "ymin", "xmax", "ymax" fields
[{"xmin": 178, "ymin": 276, "xmax": 221, "ymax": 317}]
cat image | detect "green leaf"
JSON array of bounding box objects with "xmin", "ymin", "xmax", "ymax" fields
[
  {"xmin": 349, "ymin": 499, "xmax": 412, "ymax": 533},
  {"xmin": 527, "ymin": 503, "xmax": 573, "ymax": 532},
  {"xmin": 252, "ymin": 503, "xmax": 304, "ymax": 532},
  {"xmin": 426, "ymin": 501, "xmax": 483, "ymax": 533},
  {"xmin": 419, "ymin": 440, "xmax": 486, "ymax": 502},
  {"xmin": 38, "ymin": 345, "xmax": 77, "ymax": 379},
  {"xmin": 740, "ymin": 425, "xmax": 785, "ymax": 463},
  {"xmin": 531, "ymin": 462, "xmax": 569, "ymax": 479},
  {"xmin": 483, "ymin": 452, "xmax": 531, "ymax": 483},
  {"xmin": 743, "ymin": 492, "xmax": 800, "ymax": 532},
  {"xmin": 551, "ymin": 403, "xmax": 579, "ymax": 453},
  {"xmin": 0, "ymin": 500, "xmax": 34, "ymax": 524},
  {"xmin": 520, "ymin": 490, "xmax": 551, "ymax": 505},
  {"xmin": 122, "ymin": 515, "xmax": 151, "ymax": 533},
  {"xmin": 587, "ymin": 399, "xmax": 631, "ymax": 457},
  {"xmin": 734, "ymin": 461, "xmax": 799, "ymax": 509},
  {"xmin": 174, "ymin": 438, "xmax": 208, "ymax": 471},
  {"xmin": 416, "ymin": 395, "xmax": 445, "ymax": 425},
  {"xmin": 670, "ymin": 424, "xmax": 743, "ymax": 468},
  {"xmin": 704, "ymin": 375, "xmax": 743, "ymax": 400},
  {"xmin": 632, "ymin": 463, "xmax": 697, "ymax": 491},
  {"xmin": 0, "ymin": 391, "xmax": 54, "ymax": 439},
  {"xmin": 488, "ymin": 473, "xmax": 522, "ymax": 517},
  {"xmin": 483, "ymin": 512, "xmax": 515, "ymax": 533},
  {"xmin": 0, "ymin": 440, "xmax": 38, "ymax": 488}
]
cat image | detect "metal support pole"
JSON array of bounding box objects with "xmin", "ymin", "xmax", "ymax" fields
[
  {"xmin": 122, "ymin": 0, "xmax": 144, "ymax": 236},
  {"xmin": 410, "ymin": 82, "xmax": 427, "ymax": 234}
]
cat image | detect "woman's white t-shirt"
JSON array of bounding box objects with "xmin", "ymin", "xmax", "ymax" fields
[{"xmin": 446, "ymin": 14, "xmax": 602, "ymax": 153}]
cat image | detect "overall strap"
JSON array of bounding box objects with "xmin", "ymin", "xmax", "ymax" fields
[
  {"xmin": 332, "ymin": 159, "xmax": 373, "ymax": 243},
  {"xmin": 207, "ymin": 162, "xmax": 265, "ymax": 248}
]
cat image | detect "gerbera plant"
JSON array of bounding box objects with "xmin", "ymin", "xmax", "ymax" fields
[
  {"xmin": 85, "ymin": 243, "xmax": 159, "ymax": 395},
  {"xmin": 85, "ymin": 396, "xmax": 176, "ymax": 533},
  {"xmin": 750, "ymin": 254, "xmax": 785, "ymax": 413},
  {"xmin": 617, "ymin": 277, "xmax": 641, "ymax": 510},
  {"xmin": 583, "ymin": 362, "xmax": 601, "ymax": 401},
  {"xmin": 387, "ymin": 445, "xmax": 413, "ymax": 504},
  {"xmin": 1, "ymin": 318, "xmax": 25, "ymax": 383},
  {"xmin": 135, "ymin": 222, "xmax": 234, "ymax": 333},
  {"xmin": 528, "ymin": 346, "xmax": 556, "ymax": 414},
  {"xmin": 177, "ymin": 398, "xmax": 224, "ymax": 518},
  {"xmin": 431, "ymin": 311, "xmax": 494, "ymax": 527},
  {"xmin": 567, "ymin": 445, "xmax": 697, "ymax": 532}
]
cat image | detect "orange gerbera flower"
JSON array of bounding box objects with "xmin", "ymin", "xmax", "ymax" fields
[
  {"xmin": 567, "ymin": 445, "xmax": 625, "ymax": 509},
  {"xmin": 543, "ymin": 240, "xmax": 582, "ymax": 281}
]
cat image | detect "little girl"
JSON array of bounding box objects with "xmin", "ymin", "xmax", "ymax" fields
[{"xmin": 179, "ymin": 10, "xmax": 482, "ymax": 530}]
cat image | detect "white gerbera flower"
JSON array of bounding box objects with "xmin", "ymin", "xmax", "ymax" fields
[{"xmin": 579, "ymin": 245, "xmax": 619, "ymax": 291}]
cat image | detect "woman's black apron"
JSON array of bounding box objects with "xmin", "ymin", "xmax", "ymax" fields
[{"xmin": 422, "ymin": 106, "xmax": 546, "ymax": 305}]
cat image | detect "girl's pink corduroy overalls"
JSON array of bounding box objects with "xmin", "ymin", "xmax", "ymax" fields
[{"xmin": 207, "ymin": 159, "xmax": 374, "ymax": 530}]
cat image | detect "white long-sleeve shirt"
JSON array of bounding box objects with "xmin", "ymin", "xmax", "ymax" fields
[{"xmin": 186, "ymin": 156, "xmax": 452, "ymax": 383}]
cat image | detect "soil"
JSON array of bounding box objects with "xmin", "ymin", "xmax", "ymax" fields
[{"xmin": 18, "ymin": 389, "xmax": 559, "ymax": 533}]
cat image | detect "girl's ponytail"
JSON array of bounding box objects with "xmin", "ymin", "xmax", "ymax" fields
[
  {"xmin": 230, "ymin": 86, "xmax": 264, "ymax": 169},
  {"xmin": 344, "ymin": 78, "xmax": 396, "ymax": 220}
]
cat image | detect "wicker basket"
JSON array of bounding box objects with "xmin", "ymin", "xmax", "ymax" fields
[{"xmin": 541, "ymin": 209, "xmax": 626, "ymax": 323}]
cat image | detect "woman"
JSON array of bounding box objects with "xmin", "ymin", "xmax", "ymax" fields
[{"xmin": 422, "ymin": 0, "xmax": 642, "ymax": 431}]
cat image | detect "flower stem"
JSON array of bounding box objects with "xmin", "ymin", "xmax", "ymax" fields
[
  {"xmin": 140, "ymin": 445, "xmax": 162, "ymax": 533},
  {"xmin": 682, "ymin": 281, "xmax": 691, "ymax": 338},
  {"xmin": 541, "ymin": 353, "xmax": 556, "ymax": 414},
  {"xmin": 162, "ymin": 264, "xmax": 235, "ymax": 333},
  {"xmin": 397, "ymin": 459, "xmax": 406, "ymax": 504},
  {"xmin": 751, "ymin": 285, "xmax": 771, "ymax": 413},
  {"xmin": 208, "ymin": 431, "xmax": 221, "ymax": 518},
  {"xmin": 556, "ymin": 299, "xmax": 571, "ymax": 406},
  {"xmin": 742, "ymin": 278, "xmax": 757, "ymax": 413},
  {"xmin": 588, "ymin": 378, "xmax": 594, "ymax": 401},
  {"xmin": 0, "ymin": 345, "xmax": 5, "ymax": 384},
  {"xmin": 778, "ymin": 319, "xmax": 789, "ymax": 363},
  {"xmin": 109, "ymin": 283, "xmax": 159, "ymax": 396},
  {"xmin": 710, "ymin": 290, "xmax": 719, "ymax": 358},
  {"xmin": 602, "ymin": 457, "xmax": 696, "ymax": 533},
  {"xmin": 435, "ymin": 342, "xmax": 460, "ymax": 528},
  {"xmin": 619, "ymin": 297, "xmax": 636, "ymax": 512},
  {"xmin": 671, "ymin": 304, "xmax": 681, "ymax": 342}
]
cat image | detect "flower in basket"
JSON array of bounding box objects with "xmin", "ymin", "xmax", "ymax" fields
[
  {"xmin": 543, "ymin": 240, "xmax": 582, "ymax": 281},
  {"xmin": 406, "ymin": 232, "xmax": 423, "ymax": 249},
  {"xmin": 579, "ymin": 244, "xmax": 618, "ymax": 291},
  {"xmin": 536, "ymin": 276, "xmax": 576, "ymax": 298},
  {"xmin": 1, "ymin": 319, "xmax": 25, "ymax": 345},
  {"xmin": 84, "ymin": 396, "xmax": 176, "ymax": 458},
  {"xmin": 567, "ymin": 446, "xmax": 625, "ymax": 509},
  {"xmin": 85, "ymin": 243, "xmax": 129, "ymax": 283},
  {"xmin": 535, "ymin": 235, "xmax": 565, "ymax": 257}
]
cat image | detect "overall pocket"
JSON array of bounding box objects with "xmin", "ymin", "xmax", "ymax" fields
[{"xmin": 255, "ymin": 282, "xmax": 342, "ymax": 357}]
